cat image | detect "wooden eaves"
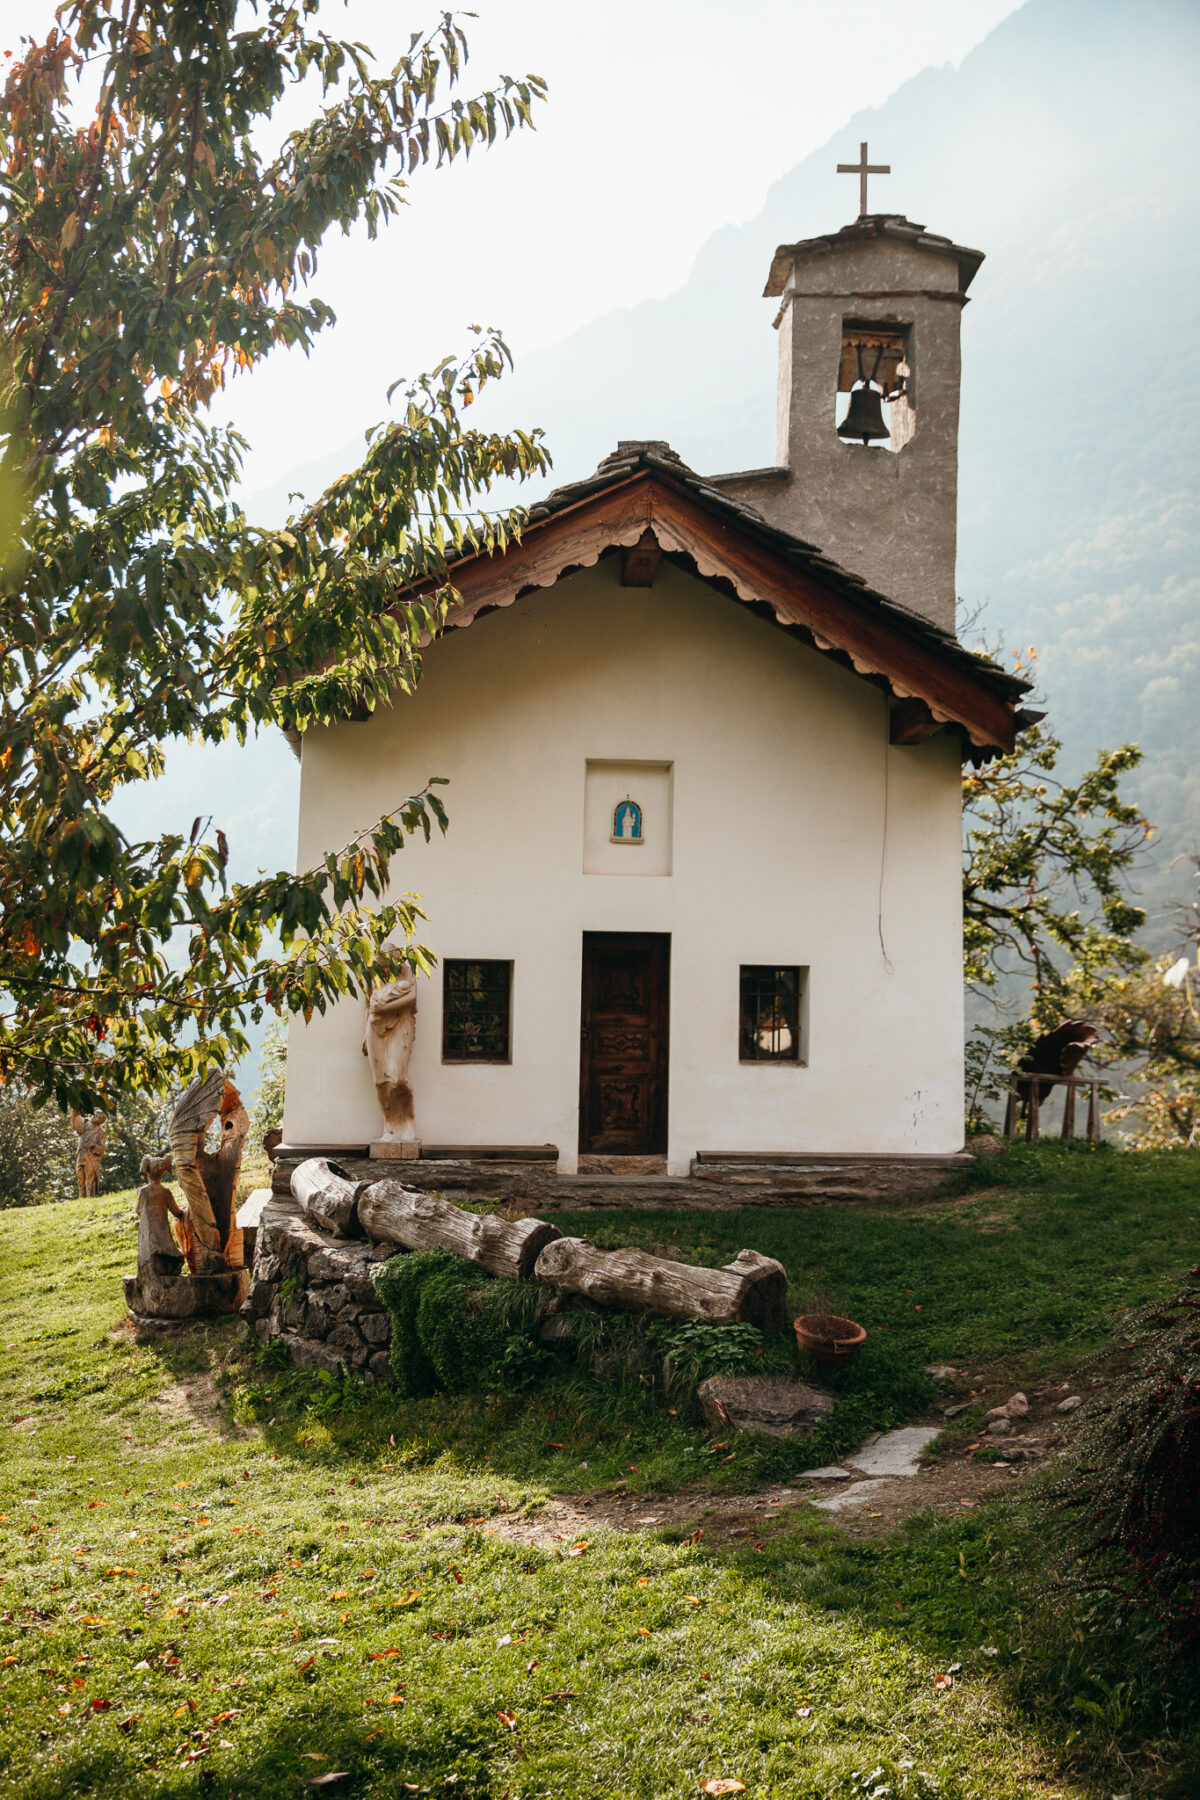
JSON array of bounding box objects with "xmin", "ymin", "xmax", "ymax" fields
[{"xmin": 431, "ymin": 463, "xmax": 1025, "ymax": 759}]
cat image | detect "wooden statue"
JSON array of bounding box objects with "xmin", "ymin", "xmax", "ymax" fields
[
  {"xmin": 135, "ymin": 1155, "xmax": 187, "ymax": 1278},
  {"xmin": 363, "ymin": 948, "xmax": 419, "ymax": 1158},
  {"xmin": 168, "ymin": 1068, "xmax": 249, "ymax": 1274},
  {"xmin": 71, "ymin": 1111, "xmax": 106, "ymax": 1197}
]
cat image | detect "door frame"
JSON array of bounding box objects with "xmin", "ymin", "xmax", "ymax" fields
[{"xmin": 578, "ymin": 930, "xmax": 671, "ymax": 1156}]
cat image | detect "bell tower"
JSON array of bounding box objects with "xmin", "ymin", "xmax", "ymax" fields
[{"xmin": 715, "ymin": 174, "xmax": 983, "ymax": 636}]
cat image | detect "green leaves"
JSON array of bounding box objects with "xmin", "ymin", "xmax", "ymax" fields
[
  {"xmin": 0, "ymin": 4, "xmax": 549, "ymax": 1109},
  {"xmin": 962, "ymin": 723, "xmax": 1150, "ymax": 1002}
]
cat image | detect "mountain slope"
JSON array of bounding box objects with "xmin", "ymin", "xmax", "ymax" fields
[{"xmin": 249, "ymin": 0, "xmax": 1199, "ymax": 934}]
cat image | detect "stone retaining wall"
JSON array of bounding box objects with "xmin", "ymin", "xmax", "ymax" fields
[{"xmin": 239, "ymin": 1196, "xmax": 397, "ymax": 1382}]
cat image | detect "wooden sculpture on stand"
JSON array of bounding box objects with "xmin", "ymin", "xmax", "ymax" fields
[
  {"xmin": 135, "ymin": 1155, "xmax": 187, "ymax": 1279},
  {"xmin": 123, "ymin": 1066, "xmax": 251, "ymax": 1322},
  {"xmin": 71, "ymin": 1111, "xmax": 106, "ymax": 1197},
  {"xmin": 363, "ymin": 948, "xmax": 420, "ymax": 1159}
]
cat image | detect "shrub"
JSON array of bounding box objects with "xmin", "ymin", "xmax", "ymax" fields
[
  {"xmin": 373, "ymin": 1249, "xmax": 548, "ymax": 1397},
  {"xmin": 1043, "ymin": 1270, "xmax": 1200, "ymax": 1658}
]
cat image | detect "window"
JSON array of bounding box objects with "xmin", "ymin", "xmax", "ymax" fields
[
  {"xmin": 442, "ymin": 960, "xmax": 512, "ymax": 1063},
  {"xmin": 739, "ymin": 965, "xmax": 804, "ymax": 1063}
]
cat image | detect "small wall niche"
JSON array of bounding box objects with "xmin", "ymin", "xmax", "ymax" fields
[
  {"xmin": 834, "ymin": 319, "xmax": 915, "ymax": 453},
  {"xmin": 583, "ymin": 760, "xmax": 673, "ymax": 876}
]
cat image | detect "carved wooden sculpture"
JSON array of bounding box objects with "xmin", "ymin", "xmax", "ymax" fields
[
  {"xmin": 135, "ymin": 1155, "xmax": 187, "ymax": 1278},
  {"xmin": 71, "ymin": 1111, "xmax": 106, "ymax": 1197},
  {"xmin": 123, "ymin": 1066, "xmax": 251, "ymax": 1321},
  {"xmin": 363, "ymin": 950, "xmax": 419, "ymax": 1157},
  {"xmin": 1015, "ymin": 1019, "xmax": 1100, "ymax": 1106},
  {"xmin": 168, "ymin": 1068, "xmax": 249, "ymax": 1274}
]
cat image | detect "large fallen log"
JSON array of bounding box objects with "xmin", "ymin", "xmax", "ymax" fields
[
  {"xmin": 291, "ymin": 1157, "xmax": 372, "ymax": 1238},
  {"xmin": 533, "ymin": 1238, "xmax": 789, "ymax": 1329},
  {"xmin": 357, "ymin": 1180, "xmax": 562, "ymax": 1281}
]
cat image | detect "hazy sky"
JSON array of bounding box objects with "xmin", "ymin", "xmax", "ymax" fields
[
  {"xmin": 21, "ymin": 0, "xmax": 1023, "ymax": 495},
  {"xmin": 14, "ymin": 0, "xmax": 1024, "ymax": 491}
]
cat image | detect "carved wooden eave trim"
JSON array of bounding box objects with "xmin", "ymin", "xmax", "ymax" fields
[{"xmin": 435, "ymin": 470, "xmax": 1019, "ymax": 756}]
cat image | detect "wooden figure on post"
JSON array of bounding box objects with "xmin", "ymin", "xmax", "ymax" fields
[
  {"xmin": 135, "ymin": 1154, "xmax": 187, "ymax": 1279},
  {"xmin": 123, "ymin": 1064, "xmax": 251, "ymax": 1322},
  {"xmin": 363, "ymin": 946, "xmax": 420, "ymax": 1160},
  {"xmin": 71, "ymin": 1111, "xmax": 106, "ymax": 1197}
]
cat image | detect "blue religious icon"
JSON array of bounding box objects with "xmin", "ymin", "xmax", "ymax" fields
[{"xmin": 611, "ymin": 798, "xmax": 643, "ymax": 844}]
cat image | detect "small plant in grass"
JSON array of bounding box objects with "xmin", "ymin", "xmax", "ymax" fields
[
  {"xmin": 1042, "ymin": 1268, "xmax": 1200, "ymax": 1659},
  {"xmin": 656, "ymin": 1318, "xmax": 765, "ymax": 1393}
]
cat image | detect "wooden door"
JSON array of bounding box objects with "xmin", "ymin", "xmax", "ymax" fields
[{"xmin": 579, "ymin": 932, "xmax": 670, "ymax": 1154}]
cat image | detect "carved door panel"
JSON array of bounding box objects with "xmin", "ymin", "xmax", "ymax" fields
[{"xmin": 579, "ymin": 933, "xmax": 670, "ymax": 1154}]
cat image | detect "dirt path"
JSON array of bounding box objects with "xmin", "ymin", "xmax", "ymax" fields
[{"xmin": 480, "ymin": 1445, "xmax": 1035, "ymax": 1550}]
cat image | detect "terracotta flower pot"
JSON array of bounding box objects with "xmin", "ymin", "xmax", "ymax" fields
[{"xmin": 794, "ymin": 1312, "xmax": 867, "ymax": 1366}]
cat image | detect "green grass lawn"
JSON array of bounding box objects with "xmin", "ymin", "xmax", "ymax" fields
[{"xmin": 2, "ymin": 1144, "xmax": 1198, "ymax": 1798}]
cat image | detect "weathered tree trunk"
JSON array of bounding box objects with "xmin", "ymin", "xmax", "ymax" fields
[
  {"xmin": 723, "ymin": 1249, "xmax": 789, "ymax": 1333},
  {"xmin": 357, "ymin": 1181, "xmax": 562, "ymax": 1280},
  {"xmin": 290, "ymin": 1158, "xmax": 370, "ymax": 1238},
  {"xmin": 533, "ymin": 1239, "xmax": 789, "ymax": 1328}
]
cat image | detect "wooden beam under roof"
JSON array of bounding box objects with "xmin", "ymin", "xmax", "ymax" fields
[{"xmin": 439, "ymin": 471, "xmax": 1019, "ymax": 756}]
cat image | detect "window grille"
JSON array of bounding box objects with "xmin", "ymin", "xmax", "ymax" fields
[
  {"xmin": 739, "ymin": 965, "xmax": 803, "ymax": 1063},
  {"xmin": 442, "ymin": 960, "xmax": 512, "ymax": 1063}
]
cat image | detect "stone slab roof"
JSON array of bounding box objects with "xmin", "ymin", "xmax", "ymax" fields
[{"xmin": 763, "ymin": 213, "xmax": 985, "ymax": 298}]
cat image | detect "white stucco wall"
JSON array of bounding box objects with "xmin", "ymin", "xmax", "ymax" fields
[{"xmin": 283, "ymin": 557, "xmax": 965, "ymax": 1172}]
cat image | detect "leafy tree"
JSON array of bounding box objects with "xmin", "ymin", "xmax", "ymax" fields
[
  {"xmin": 962, "ymin": 722, "xmax": 1150, "ymax": 1002},
  {"xmin": 248, "ymin": 1020, "xmax": 287, "ymax": 1148},
  {"xmin": 0, "ymin": 3, "xmax": 549, "ymax": 1112},
  {"xmin": 0, "ymin": 1083, "xmax": 77, "ymax": 1207},
  {"xmin": 1093, "ymin": 862, "xmax": 1200, "ymax": 1146},
  {"xmin": 0, "ymin": 1080, "xmax": 170, "ymax": 1205}
]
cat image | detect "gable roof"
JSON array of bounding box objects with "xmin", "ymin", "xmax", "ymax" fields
[{"xmin": 434, "ymin": 440, "xmax": 1028, "ymax": 759}]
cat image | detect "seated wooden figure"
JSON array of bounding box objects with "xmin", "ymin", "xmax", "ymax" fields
[{"xmin": 135, "ymin": 1155, "xmax": 187, "ymax": 1279}]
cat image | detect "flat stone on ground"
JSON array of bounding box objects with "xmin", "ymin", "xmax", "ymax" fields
[
  {"xmin": 797, "ymin": 1465, "xmax": 854, "ymax": 1481},
  {"xmin": 696, "ymin": 1374, "xmax": 835, "ymax": 1439},
  {"xmin": 811, "ymin": 1478, "xmax": 894, "ymax": 1512},
  {"xmin": 845, "ymin": 1425, "xmax": 941, "ymax": 1478}
]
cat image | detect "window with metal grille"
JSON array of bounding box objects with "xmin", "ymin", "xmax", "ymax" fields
[
  {"xmin": 739, "ymin": 965, "xmax": 804, "ymax": 1063},
  {"xmin": 442, "ymin": 960, "xmax": 512, "ymax": 1063}
]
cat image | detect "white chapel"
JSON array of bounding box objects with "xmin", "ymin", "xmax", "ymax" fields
[{"xmin": 280, "ymin": 202, "xmax": 1026, "ymax": 1185}]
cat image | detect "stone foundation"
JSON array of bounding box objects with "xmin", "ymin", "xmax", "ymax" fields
[
  {"xmin": 239, "ymin": 1196, "xmax": 397, "ymax": 1382},
  {"xmin": 271, "ymin": 1148, "xmax": 977, "ymax": 1211}
]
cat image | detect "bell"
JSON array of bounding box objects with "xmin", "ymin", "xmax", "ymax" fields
[{"xmin": 837, "ymin": 381, "xmax": 889, "ymax": 445}]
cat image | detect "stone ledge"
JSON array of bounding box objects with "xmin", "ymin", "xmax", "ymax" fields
[{"xmin": 271, "ymin": 1151, "xmax": 976, "ymax": 1212}]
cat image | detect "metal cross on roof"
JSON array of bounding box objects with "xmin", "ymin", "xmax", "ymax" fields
[{"xmin": 837, "ymin": 141, "xmax": 891, "ymax": 216}]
